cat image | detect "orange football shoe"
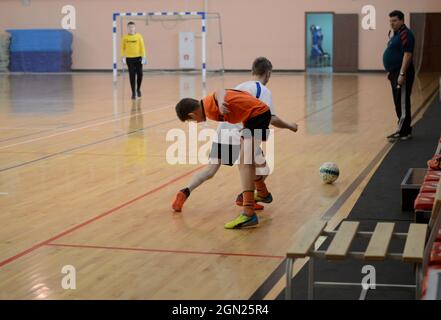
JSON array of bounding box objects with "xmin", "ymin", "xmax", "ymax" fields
[{"xmin": 172, "ymin": 191, "xmax": 187, "ymax": 212}]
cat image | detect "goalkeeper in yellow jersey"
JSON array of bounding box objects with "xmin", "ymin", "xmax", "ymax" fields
[{"xmin": 120, "ymin": 21, "xmax": 146, "ymax": 100}]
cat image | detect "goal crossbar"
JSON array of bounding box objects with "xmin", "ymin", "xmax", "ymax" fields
[{"xmin": 112, "ymin": 11, "xmax": 207, "ymax": 83}]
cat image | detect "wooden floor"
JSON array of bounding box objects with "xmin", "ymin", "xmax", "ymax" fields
[{"xmin": 0, "ymin": 71, "xmax": 439, "ymax": 299}]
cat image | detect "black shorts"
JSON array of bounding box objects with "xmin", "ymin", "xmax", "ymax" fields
[
  {"xmin": 209, "ymin": 142, "xmax": 267, "ymax": 166},
  {"xmin": 242, "ymin": 110, "xmax": 272, "ymax": 141},
  {"xmin": 209, "ymin": 142, "xmax": 241, "ymax": 166}
]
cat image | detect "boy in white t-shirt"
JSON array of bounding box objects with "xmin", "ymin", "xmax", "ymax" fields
[{"xmin": 172, "ymin": 57, "xmax": 298, "ymax": 216}]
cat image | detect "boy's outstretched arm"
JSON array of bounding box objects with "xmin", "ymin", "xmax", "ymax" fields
[{"xmin": 271, "ymin": 115, "xmax": 298, "ymax": 132}]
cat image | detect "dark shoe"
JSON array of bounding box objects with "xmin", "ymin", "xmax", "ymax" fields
[
  {"xmin": 131, "ymin": 93, "xmax": 136, "ymax": 100},
  {"xmin": 137, "ymin": 90, "xmax": 142, "ymax": 98},
  {"xmin": 387, "ymin": 132, "xmax": 400, "ymax": 142},
  {"xmin": 400, "ymin": 133, "xmax": 412, "ymax": 141},
  {"xmin": 255, "ymin": 192, "xmax": 273, "ymax": 204}
]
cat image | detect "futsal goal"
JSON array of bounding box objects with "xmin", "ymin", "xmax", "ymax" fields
[{"xmin": 112, "ymin": 11, "xmax": 225, "ymax": 83}]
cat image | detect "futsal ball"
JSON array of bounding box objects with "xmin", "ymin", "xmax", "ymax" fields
[{"xmin": 319, "ymin": 162, "xmax": 339, "ymax": 184}]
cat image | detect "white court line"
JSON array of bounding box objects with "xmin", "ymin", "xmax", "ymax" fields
[
  {"xmin": 0, "ymin": 192, "xmax": 9, "ymax": 196},
  {"xmin": 0, "ymin": 104, "xmax": 172, "ymax": 151},
  {"xmin": 0, "ymin": 127, "xmax": 63, "ymax": 130}
]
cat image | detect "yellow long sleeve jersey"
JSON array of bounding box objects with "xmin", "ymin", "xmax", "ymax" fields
[{"xmin": 120, "ymin": 33, "xmax": 146, "ymax": 58}]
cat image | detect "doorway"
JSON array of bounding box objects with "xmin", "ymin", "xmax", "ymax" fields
[{"xmin": 306, "ymin": 12, "xmax": 333, "ymax": 73}]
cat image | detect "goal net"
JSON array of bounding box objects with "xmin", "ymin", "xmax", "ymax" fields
[{"xmin": 113, "ymin": 11, "xmax": 224, "ymax": 83}]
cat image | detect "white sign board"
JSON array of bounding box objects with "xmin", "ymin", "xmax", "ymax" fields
[{"xmin": 179, "ymin": 32, "xmax": 195, "ymax": 69}]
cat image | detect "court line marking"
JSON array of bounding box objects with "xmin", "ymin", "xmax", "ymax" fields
[
  {"xmin": 0, "ymin": 118, "xmax": 177, "ymax": 173},
  {"xmin": 0, "ymin": 87, "xmax": 435, "ymax": 298},
  {"xmin": 0, "ymin": 165, "xmax": 205, "ymax": 268},
  {"xmin": 0, "ymin": 85, "xmax": 396, "ymax": 266},
  {"xmin": 1, "ymin": 76, "xmax": 436, "ymax": 297},
  {"xmin": 0, "ymin": 87, "xmax": 361, "ymax": 172},
  {"xmin": 44, "ymin": 243, "xmax": 284, "ymax": 260},
  {"xmin": 0, "ymin": 127, "xmax": 64, "ymax": 130},
  {"xmin": 0, "ymin": 151, "xmax": 166, "ymax": 158},
  {"xmin": 2, "ymin": 79, "xmax": 435, "ymax": 273},
  {"xmin": 0, "ymin": 105, "xmax": 172, "ymax": 151},
  {"xmin": 0, "ymin": 130, "xmax": 52, "ymax": 144},
  {"xmin": 0, "ymin": 151, "xmax": 52, "ymax": 155},
  {"xmin": 0, "ymin": 100, "xmax": 175, "ymax": 144},
  {"xmin": 249, "ymin": 143, "xmax": 393, "ymax": 300},
  {"xmin": 1, "ymin": 73, "xmax": 436, "ymax": 146},
  {"xmin": 249, "ymin": 84, "xmax": 441, "ymax": 300},
  {"xmin": 0, "ymin": 192, "xmax": 8, "ymax": 196},
  {"xmin": 320, "ymin": 75, "xmax": 438, "ymax": 222},
  {"xmin": 320, "ymin": 143, "xmax": 392, "ymax": 221},
  {"xmin": 248, "ymin": 258, "xmax": 288, "ymax": 300}
]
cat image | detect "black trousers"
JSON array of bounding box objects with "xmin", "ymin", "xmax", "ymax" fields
[
  {"xmin": 388, "ymin": 64, "xmax": 415, "ymax": 136},
  {"xmin": 126, "ymin": 57, "xmax": 143, "ymax": 94}
]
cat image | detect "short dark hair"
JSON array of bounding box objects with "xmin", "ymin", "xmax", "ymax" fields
[
  {"xmin": 175, "ymin": 98, "xmax": 200, "ymax": 122},
  {"xmin": 127, "ymin": 21, "xmax": 136, "ymax": 26},
  {"xmin": 252, "ymin": 57, "xmax": 273, "ymax": 76},
  {"xmin": 389, "ymin": 10, "xmax": 405, "ymax": 21}
]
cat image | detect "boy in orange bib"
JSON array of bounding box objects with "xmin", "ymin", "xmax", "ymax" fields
[{"xmin": 175, "ymin": 89, "xmax": 271, "ymax": 229}]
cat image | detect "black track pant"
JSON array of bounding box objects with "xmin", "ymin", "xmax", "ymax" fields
[
  {"xmin": 126, "ymin": 57, "xmax": 143, "ymax": 94},
  {"xmin": 388, "ymin": 64, "xmax": 415, "ymax": 136}
]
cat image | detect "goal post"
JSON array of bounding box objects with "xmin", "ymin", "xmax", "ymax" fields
[{"xmin": 113, "ymin": 11, "xmax": 220, "ymax": 84}]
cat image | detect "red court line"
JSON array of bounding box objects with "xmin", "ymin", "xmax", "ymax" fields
[
  {"xmin": 45, "ymin": 243, "xmax": 284, "ymax": 260},
  {"xmin": 0, "ymin": 165, "xmax": 205, "ymax": 268}
]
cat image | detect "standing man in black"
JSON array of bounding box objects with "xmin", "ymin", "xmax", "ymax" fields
[{"xmin": 383, "ymin": 10, "xmax": 415, "ymax": 142}]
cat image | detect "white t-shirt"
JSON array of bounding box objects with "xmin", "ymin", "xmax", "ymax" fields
[{"xmin": 214, "ymin": 81, "xmax": 276, "ymax": 145}]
